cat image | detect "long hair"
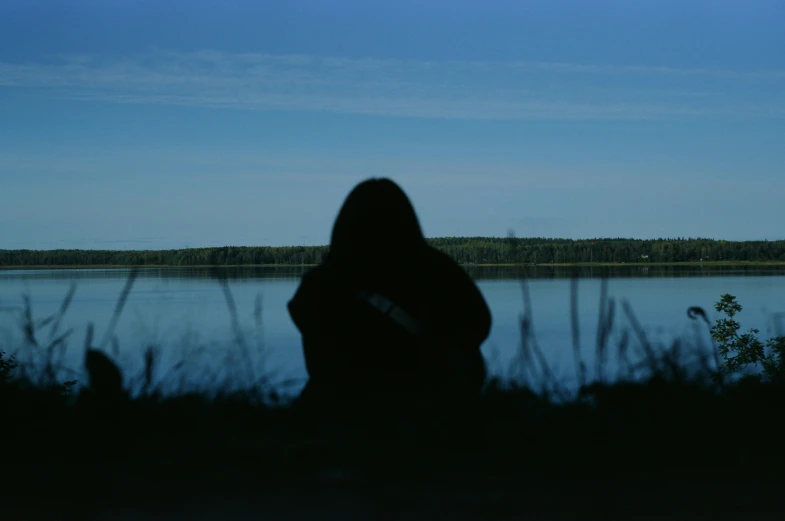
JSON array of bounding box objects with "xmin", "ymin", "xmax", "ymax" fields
[{"xmin": 327, "ymin": 178, "xmax": 427, "ymax": 280}]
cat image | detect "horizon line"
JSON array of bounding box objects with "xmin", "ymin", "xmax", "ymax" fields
[{"xmin": 2, "ymin": 236, "xmax": 784, "ymax": 252}]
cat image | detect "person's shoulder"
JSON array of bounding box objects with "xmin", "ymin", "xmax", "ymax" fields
[
  {"xmin": 297, "ymin": 262, "xmax": 338, "ymax": 289},
  {"xmin": 420, "ymin": 247, "xmax": 480, "ymax": 302},
  {"xmin": 289, "ymin": 263, "xmax": 345, "ymax": 330},
  {"xmin": 423, "ymin": 246, "xmax": 472, "ymax": 284},
  {"xmin": 422, "ymin": 245, "xmax": 491, "ymax": 335},
  {"xmin": 298, "ymin": 263, "xmax": 355, "ymax": 307}
]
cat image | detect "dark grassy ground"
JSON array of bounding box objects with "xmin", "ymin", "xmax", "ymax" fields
[
  {"xmin": 3, "ymin": 353, "xmax": 785, "ymax": 520},
  {"xmin": 2, "ymin": 271, "xmax": 784, "ymax": 520}
]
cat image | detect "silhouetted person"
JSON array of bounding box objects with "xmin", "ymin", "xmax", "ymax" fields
[{"xmin": 288, "ymin": 178, "xmax": 491, "ymax": 413}]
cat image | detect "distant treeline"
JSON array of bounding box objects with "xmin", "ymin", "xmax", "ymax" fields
[
  {"xmin": 429, "ymin": 237, "xmax": 785, "ymax": 264},
  {"xmin": 2, "ymin": 238, "xmax": 785, "ymax": 267}
]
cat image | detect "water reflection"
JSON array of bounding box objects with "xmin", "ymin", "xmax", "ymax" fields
[
  {"xmin": 0, "ymin": 266, "xmax": 310, "ymax": 282},
  {"xmin": 2, "ymin": 264, "xmax": 785, "ymax": 282},
  {"xmin": 464, "ymin": 264, "xmax": 785, "ymax": 280}
]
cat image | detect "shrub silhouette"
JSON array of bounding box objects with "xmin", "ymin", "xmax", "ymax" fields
[{"xmin": 711, "ymin": 293, "xmax": 785, "ymax": 384}]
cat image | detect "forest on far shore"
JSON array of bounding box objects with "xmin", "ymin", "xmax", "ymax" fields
[{"xmin": 2, "ymin": 237, "xmax": 785, "ymax": 267}]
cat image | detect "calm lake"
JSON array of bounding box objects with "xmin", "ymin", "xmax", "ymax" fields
[{"xmin": 2, "ymin": 265, "xmax": 785, "ymax": 395}]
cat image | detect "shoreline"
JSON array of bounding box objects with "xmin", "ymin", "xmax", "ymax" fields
[{"xmin": 3, "ymin": 260, "xmax": 785, "ymax": 270}]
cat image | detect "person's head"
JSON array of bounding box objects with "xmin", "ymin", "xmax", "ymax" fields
[{"xmin": 329, "ymin": 178, "xmax": 426, "ymax": 270}]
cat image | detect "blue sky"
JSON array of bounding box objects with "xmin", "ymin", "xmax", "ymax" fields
[{"xmin": 1, "ymin": 0, "xmax": 784, "ymax": 249}]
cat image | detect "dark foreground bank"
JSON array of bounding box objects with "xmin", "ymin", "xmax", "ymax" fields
[
  {"xmin": 2, "ymin": 358, "xmax": 785, "ymax": 520},
  {"xmin": 2, "ymin": 278, "xmax": 785, "ymax": 520}
]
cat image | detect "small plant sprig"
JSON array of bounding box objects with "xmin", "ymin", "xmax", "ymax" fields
[
  {"xmin": 711, "ymin": 293, "xmax": 785, "ymax": 383},
  {"xmin": 0, "ymin": 350, "xmax": 19, "ymax": 384}
]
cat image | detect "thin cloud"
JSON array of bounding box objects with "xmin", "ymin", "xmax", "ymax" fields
[{"xmin": 0, "ymin": 50, "xmax": 782, "ymax": 120}]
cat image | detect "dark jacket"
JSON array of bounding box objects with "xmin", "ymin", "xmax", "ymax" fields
[{"xmin": 288, "ymin": 179, "xmax": 491, "ymax": 400}]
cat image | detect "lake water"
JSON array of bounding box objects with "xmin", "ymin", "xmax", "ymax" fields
[{"xmin": 2, "ymin": 266, "xmax": 784, "ymax": 396}]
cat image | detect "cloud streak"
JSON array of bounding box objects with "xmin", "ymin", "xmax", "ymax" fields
[{"xmin": 1, "ymin": 50, "xmax": 783, "ymax": 120}]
